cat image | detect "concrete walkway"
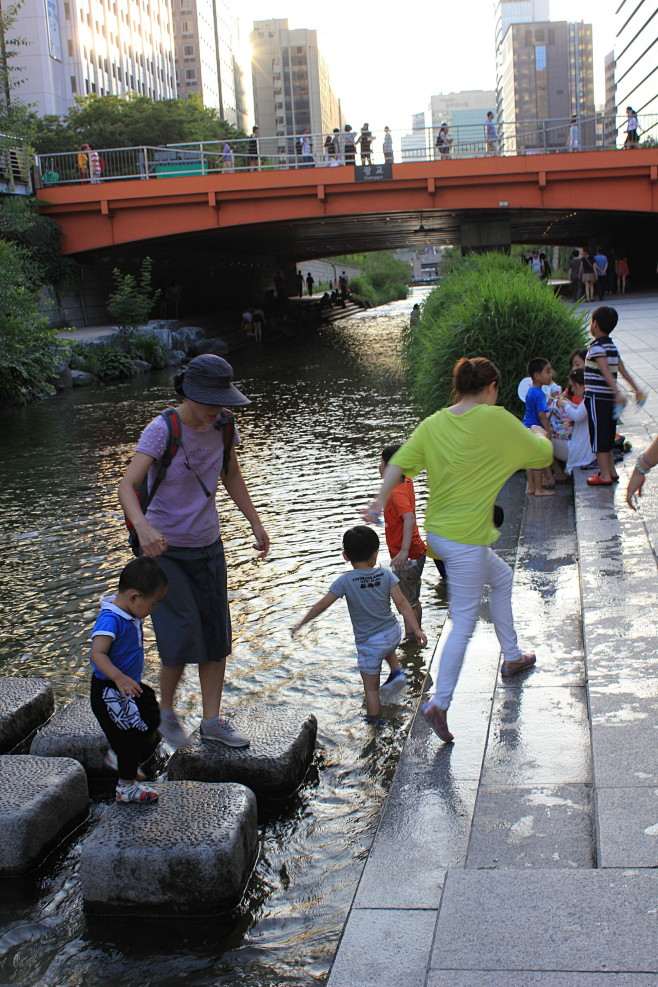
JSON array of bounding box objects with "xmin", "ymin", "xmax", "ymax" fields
[{"xmin": 327, "ymin": 294, "xmax": 658, "ymax": 986}]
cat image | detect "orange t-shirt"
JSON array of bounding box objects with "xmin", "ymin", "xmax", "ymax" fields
[{"xmin": 384, "ymin": 478, "xmax": 426, "ymax": 560}]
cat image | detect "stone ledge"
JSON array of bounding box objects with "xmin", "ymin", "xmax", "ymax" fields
[
  {"xmin": 167, "ymin": 709, "xmax": 317, "ymax": 800},
  {"xmin": 80, "ymin": 781, "xmax": 258, "ymax": 915},
  {"xmin": 30, "ymin": 698, "xmax": 163, "ymax": 778},
  {"xmin": 0, "ymin": 677, "xmax": 54, "ymax": 754},
  {"xmin": 0, "ymin": 754, "xmax": 89, "ymax": 874}
]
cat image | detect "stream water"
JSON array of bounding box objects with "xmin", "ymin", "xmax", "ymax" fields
[{"xmin": 0, "ymin": 290, "xmax": 449, "ymax": 986}]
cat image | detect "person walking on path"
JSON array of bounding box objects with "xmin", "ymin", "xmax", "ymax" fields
[
  {"xmin": 296, "ymin": 270, "xmax": 304, "ymax": 298},
  {"xmin": 581, "ymin": 251, "xmax": 597, "ymax": 302},
  {"xmin": 248, "ymin": 126, "xmax": 260, "ymax": 170},
  {"xmin": 300, "ymin": 130, "xmax": 315, "ymax": 168},
  {"xmin": 484, "ymin": 112, "xmax": 498, "ymax": 155},
  {"xmin": 356, "ymin": 124, "xmax": 374, "ymax": 166},
  {"xmin": 344, "ymin": 125, "xmax": 356, "ymax": 165},
  {"xmin": 593, "ymin": 250, "xmax": 608, "ymax": 301},
  {"xmin": 383, "ymin": 126, "xmax": 393, "ymax": 164},
  {"xmin": 568, "ymin": 249, "xmax": 583, "ymax": 302},
  {"xmin": 567, "ymin": 116, "xmax": 580, "ymax": 151},
  {"xmin": 222, "ymin": 141, "xmax": 235, "ymax": 173},
  {"xmin": 365, "ymin": 357, "xmax": 552, "ymax": 743},
  {"xmin": 436, "ymin": 123, "xmax": 451, "ymax": 158},
  {"xmin": 118, "ymin": 355, "xmax": 270, "ymax": 750},
  {"xmin": 624, "ymin": 107, "xmax": 639, "ymax": 149},
  {"xmin": 306, "ymin": 272, "xmax": 315, "ymax": 296},
  {"xmin": 380, "ymin": 445, "xmax": 426, "ymax": 637}
]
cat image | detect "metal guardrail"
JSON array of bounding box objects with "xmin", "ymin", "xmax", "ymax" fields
[
  {"xmin": 33, "ymin": 115, "xmax": 658, "ymax": 188},
  {"xmin": 0, "ymin": 135, "xmax": 32, "ymax": 194}
]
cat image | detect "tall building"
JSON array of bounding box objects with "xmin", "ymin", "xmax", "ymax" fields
[
  {"xmin": 614, "ymin": 0, "xmax": 658, "ymax": 125},
  {"xmin": 401, "ymin": 112, "xmax": 427, "ymax": 161},
  {"xmin": 499, "ymin": 21, "xmax": 595, "ymax": 152},
  {"xmin": 16, "ymin": 0, "xmax": 176, "ymax": 117},
  {"xmin": 603, "ymin": 50, "xmax": 617, "ymax": 147},
  {"xmin": 428, "ymin": 91, "xmax": 496, "ymax": 155},
  {"xmin": 250, "ymin": 18, "xmax": 341, "ymax": 162},
  {"xmin": 494, "ymin": 0, "xmax": 550, "ymax": 119},
  {"xmin": 171, "ymin": 0, "xmax": 252, "ymax": 128}
]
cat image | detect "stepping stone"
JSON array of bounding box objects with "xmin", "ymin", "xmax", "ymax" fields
[
  {"xmin": 80, "ymin": 781, "xmax": 258, "ymax": 915},
  {"xmin": 167, "ymin": 709, "xmax": 317, "ymax": 800},
  {"xmin": 30, "ymin": 698, "xmax": 162, "ymax": 778},
  {"xmin": 0, "ymin": 677, "xmax": 54, "ymax": 754},
  {"xmin": 0, "ymin": 755, "xmax": 88, "ymax": 874}
]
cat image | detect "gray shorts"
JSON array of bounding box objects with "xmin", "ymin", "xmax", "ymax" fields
[
  {"xmin": 393, "ymin": 554, "xmax": 426, "ymax": 608},
  {"xmin": 150, "ymin": 538, "xmax": 231, "ymax": 666},
  {"xmin": 356, "ymin": 624, "xmax": 402, "ymax": 676}
]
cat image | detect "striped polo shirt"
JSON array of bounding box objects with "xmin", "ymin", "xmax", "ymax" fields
[{"xmin": 584, "ymin": 335, "xmax": 618, "ymax": 400}]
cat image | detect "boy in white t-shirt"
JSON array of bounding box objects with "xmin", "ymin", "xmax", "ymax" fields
[{"xmin": 290, "ymin": 526, "xmax": 426, "ymax": 721}]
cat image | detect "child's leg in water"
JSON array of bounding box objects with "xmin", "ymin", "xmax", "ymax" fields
[
  {"xmin": 533, "ymin": 469, "xmax": 555, "ymax": 496},
  {"xmin": 360, "ymin": 671, "xmax": 382, "ymax": 716},
  {"xmin": 384, "ymin": 651, "xmax": 401, "ymax": 673},
  {"xmin": 542, "ymin": 467, "xmax": 555, "ymax": 488}
]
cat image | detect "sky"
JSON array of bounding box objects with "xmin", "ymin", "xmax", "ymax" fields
[{"xmin": 245, "ymin": 0, "xmax": 616, "ymax": 133}]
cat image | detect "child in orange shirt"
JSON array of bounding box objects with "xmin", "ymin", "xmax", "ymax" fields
[{"xmin": 380, "ymin": 444, "xmax": 427, "ymax": 636}]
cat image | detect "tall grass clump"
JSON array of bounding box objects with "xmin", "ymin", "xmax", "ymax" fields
[{"xmin": 402, "ymin": 252, "xmax": 588, "ymax": 416}]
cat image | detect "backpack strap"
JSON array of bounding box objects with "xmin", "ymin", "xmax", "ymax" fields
[{"xmin": 141, "ymin": 407, "xmax": 182, "ymax": 512}]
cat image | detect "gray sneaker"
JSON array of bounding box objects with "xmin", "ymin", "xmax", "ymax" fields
[
  {"xmin": 200, "ymin": 715, "xmax": 250, "ymax": 748},
  {"xmin": 159, "ymin": 709, "xmax": 191, "ymax": 748}
]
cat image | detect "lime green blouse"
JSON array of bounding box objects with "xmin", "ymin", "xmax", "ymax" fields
[{"xmin": 391, "ymin": 404, "xmax": 553, "ymax": 545}]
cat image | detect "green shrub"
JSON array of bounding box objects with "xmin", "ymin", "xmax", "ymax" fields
[
  {"xmin": 107, "ymin": 257, "xmax": 160, "ymax": 330},
  {"xmin": 0, "ymin": 240, "xmax": 62, "ymax": 405},
  {"xmin": 129, "ymin": 333, "xmax": 168, "ymax": 369},
  {"xmin": 402, "ymin": 252, "xmax": 588, "ymax": 416},
  {"xmin": 95, "ymin": 347, "xmax": 135, "ymax": 381}
]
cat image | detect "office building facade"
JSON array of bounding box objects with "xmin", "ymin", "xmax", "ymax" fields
[
  {"xmin": 499, "ymin": 20, "xmax": 595, "ymax": 151},
  {"xmin": 16, "ymin": 0, "xmax": 176, "ymax": 117},
  {"xmin": 401, "ymin": 112, "xmax": 427, "ymax": 161},
  {"xmin": 614, "ymin": 0, "xmax": 658, "ymax": 127},
  {"xmin": 494, "ymin": 0, "xmax": 549, "ymax": 119},
  {"xmin": 428, "ymin": 91, "xmax": 496, "ymax": 155},
  {"xmin": 251, "ymin": 18, "xmax": 341, "ymax": 162}
]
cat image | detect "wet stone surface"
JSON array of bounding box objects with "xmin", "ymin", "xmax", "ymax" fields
[
  {"xmin": 80, "ymin": 781, "xmax": 258, "ymax": 915},
  {"xmin": 0, "ymin": 754, "xmax": 88, "ymax": 874},
  {"xmin": 167, "ymin": 709, "xmax": 318, "ymax": 800},
  {"xmin": 0, "ymin": 677, "xmax": 54, "ymax": 753},
  {"xmin": 596, "ymin": 786, "xmax": 658, "ymax": 868},
  {"xmin": 30, "ymin": 698, "xmax": 161, "ymax": 777}
]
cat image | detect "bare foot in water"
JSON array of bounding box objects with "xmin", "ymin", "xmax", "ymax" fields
[{"xmin": 534, "ymin": 488, "xmax": 556, "ymax": 496}]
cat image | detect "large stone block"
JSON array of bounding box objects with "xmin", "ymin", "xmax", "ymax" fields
[
  {"xmin": 0, "ymin": 677, "xmax": 54, "ymax": 753},
  {"xmin": 80, "ymin": 781, "xmax": 258, "ymax": 915},
  {"xmin": 193, "ymin": 337, "xmax": 229, "ymax": 357},
  {"xmin": 167, "ymin": 709, "xmax": 317, "ymax": 800},
  {"xmin": 0, "ymin": 755, "xmax": 88, "ymax": 874},
  {"xmin": 30, "ymin": 698, "xmax": 162, "ymax": 778}
]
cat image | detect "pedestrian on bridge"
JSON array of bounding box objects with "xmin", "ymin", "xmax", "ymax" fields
[
  {"xmin": 356, "ymin": 125, "xmax": 374, "ymax": 166},
  {"xmin": 248, "ymin": 126, "xmax": 260, "ymax": 171},
  {"xmin": 366, "ymin": 356, "xmax": 552, "ymax": 743},
  {"xmin": 567, "ymin": 116, "xmax": 580, "ymax": 152},
  {"xmin": 484, "ymin": 112, "xmax": 498, "ymax": 155},
  {"xmin": 383, "ymin": 127, "xmax": 393, "ymax": 164},
  {"xmin": 624, "ymin": 108, "xmax": 639, "ymax": 149}
]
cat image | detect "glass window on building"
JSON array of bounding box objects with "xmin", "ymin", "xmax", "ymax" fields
[{"xmin": 535, "ymin": 44, "xmax": 546, "ymax": 71}]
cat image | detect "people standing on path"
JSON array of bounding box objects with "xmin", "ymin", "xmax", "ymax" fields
[
  {"xmin": 616, "ymin": 255, "xmax": 630, "ymax": 294},
  {"xmin": 366, "ymin": 357, "xmax": 552, "ymax": 743},
  {"xmin": 344, "ymin": 125, "xmax": 356, "ymax": 165},
  {"xmin": 118, "ymin": 354, "xmax": 270, "ymax": 750},
  {"xmin": 222, "ymin": 141, "xmax": 235, "ymax": 173},
  {"xmin": 356, "ymin": 124, "xmax": 374, "ymax": 166},
  {"xmin": 567, "ymin": 116, "xmax": 580, "ymax": 151},
  {"xmin": 584, "ymin": 306, "xmax": 642, "ymax": 486},
  {"xmin": 409, "ymin": 303, "xmax": 421, "ymax": 329},
  {"xmin": 624, "ymin": 107, "xmax": 639, "ymax": 149},
  {"xmin": 383, "ymin": 126, "xmax": 393, "ymax": 164},
  {"xmin": 339, "ymin": 272, "xmax": 349, "ymax": 299},
  {"xmin": 332, "ymin": 128, "xmax": 343, "ymax": 164},
  {"xmin": 528, "ymin": 250, "xmax": 543, "ymax": 277},
  {"xmin": 296, "ymin": 270, "xmax": 304, "ymax": 298},
  {"xmin": 436, "ymin": 123, "xmax": 451, "ymax": 157},
  {"xmin": 484, "ymin": 112, "xmax": 498, "ymax": 155},
  {"xmin": 248, "ymin": 126, "xmax": 260, "ymax": 171},
  {"xmin": 306, "ymin": 272, "xmax": 315, "ymax": 296},
  {"xmin": 300, "ymin": 130, "xmax": 315, "ymax": 168},
  {"xmin": 568, "ymin": 249, "xmax": 583, "ymax": 302},
  {"xmin": 324, "ymin": 134, "xmax": 335, "ymax": 165},
  {"xmin": 380, "ymin": 445, "xmax": 426, "ymax": 638},
  {"xmin": 581, "ymin": 251, "xmax": 597, "ymax": 302},
  {"xmin": 90, "ymin": 557, "xmax": 166, "ymax": 804},
  {"xmin": 593, "ymin": 250, "xmax": 608, "ymax": 301}
]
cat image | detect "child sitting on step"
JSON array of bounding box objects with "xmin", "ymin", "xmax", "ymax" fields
[{"xmin": 90, "ymin": 557, "xmax": 166, "ymax": 804}]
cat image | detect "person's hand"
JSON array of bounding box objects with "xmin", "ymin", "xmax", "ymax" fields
[
  {"xmin": 289, "ymin": 624, "xmax": 301, "ymax": 637},
  {"xmin": 135, "ymin": 520, "xmax": 168, "ymax": 557},
  {"xmin": 390, "ymin": 551, "xmax": 408, "ymax": 570},
  {"xmin": 530, "ymin": 425, "xmax": 550, "ymax": 439},
  {"xmin": 414, "ymin": 629, "xmax": 427, "ymax": 647},
  {"xmin": 251, "ymin": 521, "xmax": 270, "ymax": 558},
  {"xmin": 362, "ymin": 500, "xmax": 382, "ymax": 524},
  {"xmin": 626, "ymin": 469, "xmax": 645, "ymax": 510},
  {"xmin": 113, "ymin": 672, "xmax": 142, "ymax": 697},
  {"xmin": 614, "ymin": 390, "xmax": 627, "ymax": 407}
]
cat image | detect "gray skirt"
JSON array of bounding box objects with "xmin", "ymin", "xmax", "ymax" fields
[{"xmin": 150, "ymin": 538, "xmax": 231, "ymax": 666}]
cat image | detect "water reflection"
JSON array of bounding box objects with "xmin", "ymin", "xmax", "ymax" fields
[{"xmin": 0, "ymin": 291, "xmax": 447, "ymax": 985}]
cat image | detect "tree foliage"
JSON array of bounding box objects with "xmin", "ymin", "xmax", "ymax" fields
[
  {"xmin": 107, "ymin": 257, "xmax": 159, "ymax": 329},
  {"xmin": 0, "ymin": 240, "xmax": 61, "ymax": 404},
  {"xmin": 29, "ymin": 94, "xmax": 245, "ymax": 154},
  {"xmin": 330, "ymin": 250, "xmax": 411, "ymax": 305},
  {"xmin": 401, "ymin": 252, "xmax": 588, "ymax": 416}
]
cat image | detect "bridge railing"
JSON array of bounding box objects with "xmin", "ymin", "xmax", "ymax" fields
[
  {"xmin": 33, "ymin": 114, "xmax": 658, "ymax": 188},
  {"xmin": 0, "ymin": 135, "xmax": 32, "ymax": 194}
]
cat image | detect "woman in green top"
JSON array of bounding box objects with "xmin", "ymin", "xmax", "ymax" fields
[{"xmin": 367, "ymin": 357, "xmax": 552, "ymax": 742}]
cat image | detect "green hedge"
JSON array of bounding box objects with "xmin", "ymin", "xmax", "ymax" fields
[{"xmin": 401, "ymin": 252, "xmax": 589, "ymax": 415}]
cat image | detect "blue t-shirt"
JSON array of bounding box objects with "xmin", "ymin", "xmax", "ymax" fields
[
  {"xmin": 329, "ymin": 566, "xmax": 399, "ymax": 645},
  {"xmin": 90, "ymin": 596, "xmax": 143, "ymax": 681},
  {"xmin": 523, "ymin": 385, "xmax": 548, "ymax": 428}
]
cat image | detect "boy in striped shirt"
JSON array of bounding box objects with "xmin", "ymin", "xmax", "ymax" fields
[{"xmin": 584, "ymin": 306, "xmax": 641, "ymax": 486}]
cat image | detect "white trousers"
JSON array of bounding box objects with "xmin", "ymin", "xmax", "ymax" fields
[{"xmin": 427, "ymin": 533, "xmax": 522, "ymax": 710}]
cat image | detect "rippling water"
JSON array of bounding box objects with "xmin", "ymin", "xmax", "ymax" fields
[{"xmin": 0, "ymin": 291, "xmax": 448, "ymax": 986}]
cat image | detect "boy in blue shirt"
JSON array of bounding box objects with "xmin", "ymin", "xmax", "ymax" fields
[
  {"xmin": 523, "ymin": 357, "xmax": 556, "ymax": 496},
  {"xmin": 90, "ymin": 557, "xmax": 167, "ymax": 804},
  {"xmin": 290, "ymin": 526, "xmax": 426, "ymax": 721}
]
